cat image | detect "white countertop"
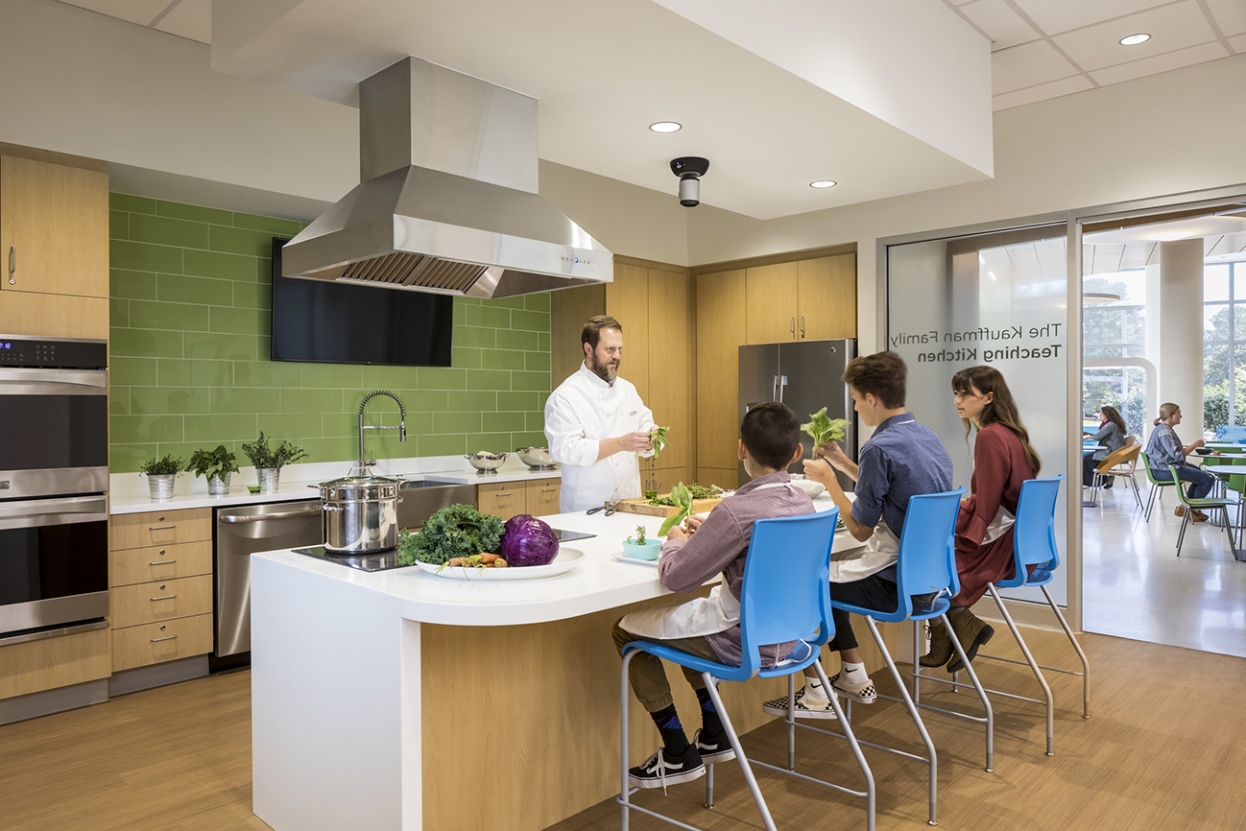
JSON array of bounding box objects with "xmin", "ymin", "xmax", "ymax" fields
[
  {"xmin": 108, "ymin": 455, "xmax": 561, "ymax": 514},
  {"xmin": 252, "ymin": 494, "xmax": 853, "ymax": 627}
]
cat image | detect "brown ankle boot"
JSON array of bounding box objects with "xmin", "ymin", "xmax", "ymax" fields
[
  {"xmin": 945, "ymin": 606, "xmax": 994, "ymax": 673},
  {"xmin": 919, "ymin": 619, "xmax": 953, "ymax": 668}
]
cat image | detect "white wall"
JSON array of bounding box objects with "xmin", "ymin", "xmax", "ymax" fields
[{"xmin": 688, "ymin": 53, "xmax": 1246, "ymax": 353}]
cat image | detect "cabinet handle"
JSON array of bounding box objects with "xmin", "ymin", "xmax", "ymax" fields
[
  {"xmin": 149, "ymin": 524, "xmax": 176, "ymax": 531},
  {"xmin": 149, "ymin": 559, "xmax": 177, "ymax": 566},
  {"xmin": 150, "ymin": 594, "xmax": 177, "ymax": 601},
  {"xmin": 7, "ymin": 246, "xmax": 14, "ymax": 285},
  {"xmin": 789, "ymin": 316, "xmax": 795, "ymax": 337},
  {"xmin": 150, "ymin": 635, "xmax": 178, "ymax": 643},
  {"xmin": 800, "ymin": 316, "xmax": 805, "ymax": 338}
]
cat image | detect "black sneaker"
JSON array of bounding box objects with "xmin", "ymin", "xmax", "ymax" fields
[
  {"xmin": 628, "ymin": 744, "xmax": 705, "ymax": 790},
  {"xmin": 694, "ymin": 728, "xmax": 736, "ymax": 764}
]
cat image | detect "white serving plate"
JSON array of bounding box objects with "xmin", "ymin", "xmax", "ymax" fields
[{"xmin": 415, "ymin": 547, "xmax": 584, "ymax": 581}]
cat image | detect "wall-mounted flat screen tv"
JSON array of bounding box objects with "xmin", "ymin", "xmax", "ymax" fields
[{"xmin": 270, "ymin": 238, "xmax": 454, "ymax": 366}]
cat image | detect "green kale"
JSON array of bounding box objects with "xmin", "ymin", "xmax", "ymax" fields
[{"xmin": 397, "ymin": 504, "xmax": 505, "ymax": 566}]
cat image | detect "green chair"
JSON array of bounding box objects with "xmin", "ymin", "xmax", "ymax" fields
[
  {"xmin": 1168, "ymin": 464, "xmax": 1236, "ymax": 556},
  {"xmin": 1140, "ymin": 451, "xmax": 1175, "ymax": 521}
]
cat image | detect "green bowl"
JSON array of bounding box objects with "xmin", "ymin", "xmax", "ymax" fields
[
  {"xmin": 622, "ymin": 539, "xmax": 663, "ymax": 561},
  {"xmin": 247, "ymin": 485, "xmax": 261, "ymax": 494}
]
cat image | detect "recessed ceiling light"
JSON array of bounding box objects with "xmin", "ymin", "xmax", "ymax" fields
[
  {"xmin": 1119, "ymin": 33, "xmax": 1150, "ymax": 46},
  {"xmin": 649, "ymin": 122, "xmax": 682, "ymax": 133},
  {"xmin": 809, "ymin": 180, "xmax": 837, "ymax": 189}
]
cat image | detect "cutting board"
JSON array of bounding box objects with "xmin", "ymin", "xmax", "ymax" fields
[{"xmin": 614, "ymin": 496, "xmax": 724, "ymax": 517}]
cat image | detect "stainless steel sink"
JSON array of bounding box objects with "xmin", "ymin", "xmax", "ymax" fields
[{"xmin": 396, "ymin": 479, "xmax": 477, "ymax": 530}]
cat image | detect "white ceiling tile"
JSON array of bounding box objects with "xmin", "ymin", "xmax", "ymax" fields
[
  {"xmin": 1053, "ymin": 2, "xmax": 1219, "ymax": 71},
  {"xmin": 1011, "ymin": 0, "xmax": 1170, "ymax": 35},
  {"xmin": 153, "ymin": 0, "xmax": 210, "ymax": 44},
  {"xmin": 1229, "ymin": 33, "xmax": 1246, "ymax": 53},
  {"xmin": 992, "ymin": 73, "xmax": 1091, "ymax": 109},
  {"xmin": 57, "ymin": 0, "xmax": 172, "ymax": 27},
  {"xmin": 991, "ymin": 39, "xmax": 1080, "ymax": 94},
  {"xmin": 1089, "ymin": 40, "xmax": 1230, "ymax": 85},
  {"xmin": 959, "ymin": 0, "xmax": 1041, "ymax": 51},
  {"xmin": 1204, "ymin": 0, "xmax": 1246, "ymax": 38}
]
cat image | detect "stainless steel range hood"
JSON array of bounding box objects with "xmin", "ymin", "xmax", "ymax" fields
[{"xmin": 281, "ymin": 57, "xmax": 612, "ymax": 299}]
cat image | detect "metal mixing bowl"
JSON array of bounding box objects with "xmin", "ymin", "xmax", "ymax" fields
[
  {"xmin": 465, "ymin": 452, "xmax": 508, "ymax": 473},
  {"xmin": 515, "ymin": 447, "xmax": 556, "ymax": 468}
]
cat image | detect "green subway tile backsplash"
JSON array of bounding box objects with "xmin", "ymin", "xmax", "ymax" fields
[{"xmin": 108, "ymin": 195, "xmax": 551, "ymax": 472}]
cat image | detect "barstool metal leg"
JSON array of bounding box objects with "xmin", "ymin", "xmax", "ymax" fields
[
  {"xmin": 985, "ymin": 585, "xmax": 1054, "ymax": 756},
  {"xmin": 939, "ymin": 613, "xmax": 995, "ymax": 772},
  {"xmin": 864, "ymin": 617, "xmax": 938, "ymax": 825},
  {"xmin": 809, "ymin": 661, "xmax": 876, "ymax": 831},
  {"xmin": 702, "ymin": 671, "xmax": 779, "ymax": 831},
  {"xmin": 620, "ymin": 650, "xmax": 634, "ymax": 831},
  {"xmin": 1039, "ymin": 585, "xmax": 1091, "ymax": 718}
]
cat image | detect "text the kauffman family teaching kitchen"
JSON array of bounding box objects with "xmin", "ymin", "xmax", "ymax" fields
[{"xmin": 890, "ymin": 323, "xmax": 1063, "ymax": 364}]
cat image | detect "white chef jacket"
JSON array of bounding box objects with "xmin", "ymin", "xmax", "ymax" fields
[{"xmin": 544, "ymin": 363, "xmax": 655, "ymax": 513}]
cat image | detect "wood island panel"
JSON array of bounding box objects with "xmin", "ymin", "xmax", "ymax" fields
[{"xmin": 421, "ymin": 595, "xmax": 896, "ymax": 831}]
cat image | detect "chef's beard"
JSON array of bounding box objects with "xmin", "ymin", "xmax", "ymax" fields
[{"xmin": 589, "ymin": 354, "xmax": 620, "ymax": 384}]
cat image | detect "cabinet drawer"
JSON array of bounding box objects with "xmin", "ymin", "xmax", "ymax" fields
[
  {"xmin": 526, "ymin": 479, "xmax": 561, "ymax": 516},
  {"xmin": 111, "ymin": 508, "xmax": 212, "ymax": 550},
  {"xmin": 110, "ymin": 575, "xmax": 213, "ymax": 629},
  {"xmin": 110, "ymin": 540, "xmax": 212, "ymax": 587},
  {"xmin": 477, "ymin": 482, "xmax": 527, "ymax": 522},
  {"xmin": 112, "ymin": 614, "xmax": 213, "ymax": 673},
  {"xmin": 0, "ymin": 626, "xmax": 111, "ymax": 700}
]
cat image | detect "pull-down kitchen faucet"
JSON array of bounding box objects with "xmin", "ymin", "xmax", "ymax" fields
[{"xmin": 358, "ymin": 390, "xmax": 406, "ymax": 470}]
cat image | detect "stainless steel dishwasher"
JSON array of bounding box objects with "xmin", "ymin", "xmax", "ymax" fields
[{"xmin": 213, "ymin": 500, "xmax": 323, "ymax": 668}]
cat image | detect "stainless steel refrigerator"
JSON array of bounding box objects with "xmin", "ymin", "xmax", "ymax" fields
[{"xmin": 738, "ymin": 339, "xmax": 857, "ymax": 486}]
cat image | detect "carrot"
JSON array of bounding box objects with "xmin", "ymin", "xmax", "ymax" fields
[
  {"xmin": 494, "ymin": 559, "xmax": 508, "ymax": 568},
  {"xmin": 480, "ymin": 553, "xmax": 500, "ymax": 564}
]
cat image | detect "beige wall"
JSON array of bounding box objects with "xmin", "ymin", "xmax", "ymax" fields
[{"xmin": 688, "ymin": 53, "xmax": 1246, "ymax": 353}]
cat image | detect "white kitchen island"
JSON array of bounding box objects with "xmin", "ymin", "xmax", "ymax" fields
[{"xmin": 251, "ymin": 498, "xmax": 875, "ymax": 831}]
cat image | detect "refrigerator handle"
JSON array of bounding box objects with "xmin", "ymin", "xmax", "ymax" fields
[
  {"xmin": 772, "ymin": 375, "xmax": 780, "ymax": 402},
  {"xmin": 778, "ymin": 375, "xmax": 788, "ymax": 403}
]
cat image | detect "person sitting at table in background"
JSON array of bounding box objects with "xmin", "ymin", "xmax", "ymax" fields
[
  {"xmin": 1082, "ymin": 405, "xmax": 1128, "ymax": 489},
  {"xmin": 611, "ymin": 402, "xmax": 812, "ymax": 789},
  {"xmin": 1144, "ymin": 402, "xmax": 1212, "ymax": 522},
  {"xmin": 923, "ymin": 366, "xmax": 1038, "ymax": 673},
  {"xmin": 761, "ymin": 350, "xmax": 953, "ymax": 719}
]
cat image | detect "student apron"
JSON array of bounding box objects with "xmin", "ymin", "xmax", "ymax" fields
[
  {"xmin": 831, "ymin": 517, "xmax": 899, "ymax": 583},
  {"xmin": 618, "ymin": 481, "xmax": 797, "ymax": 640}
]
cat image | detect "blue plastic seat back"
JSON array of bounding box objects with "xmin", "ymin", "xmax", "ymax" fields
[
  {"xmin": 736, "ymin": 509, "xmax": 840, "ymax": 677},
  {"xmin": 887, "ymin": 490, "xmax": 965, "ymax": 621},
  {"xmin": 999, "ymin": 475, "xmax": 1064, "ymax": 588}
]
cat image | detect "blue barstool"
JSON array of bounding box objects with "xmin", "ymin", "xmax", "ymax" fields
[
  {"xmin": 822, "ymin": 489, "xmax": 992, "ymax": 827},
  {"xmin": 917, "ymin": 476, "xmax": 1089, "ymax": 760},
  {"xmin": 619, "ymin": 509, "xmax": 876, "ymax": 831}
]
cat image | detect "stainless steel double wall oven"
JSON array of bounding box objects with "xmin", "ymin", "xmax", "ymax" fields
[{"xmin": 0, "ymin": 336, "xmax": 109, "ymax": 644}]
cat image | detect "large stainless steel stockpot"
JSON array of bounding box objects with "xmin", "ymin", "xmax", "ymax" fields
[{"xmin": 319, "ymin": 474, "xmax": 402, "ymax": 553}]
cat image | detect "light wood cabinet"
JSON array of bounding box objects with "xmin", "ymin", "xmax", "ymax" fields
[
  {"xmin": 0, "ymin": 154, "xmax": 108, "ymax": 299},
  {"xmin": 696, "ymin": 268, "xmax": 746, "ymax": 476},
  {"xmin": 0, "ymin": 627, "xmax": 111, "ymax": 700},
  {"xmin": 112, "ymin": 614, "xmax": 214, "ymax": 673},
  {"xmin": 477, "ymin": 481, "xmax": 527, "ymax": 521},
  {"xmin": 109, "ymin": 508, "xmax": 214, "ymax": 672},
  {"xmin": 743, "ymin": 253, "xmax": 856, "ymax": 344},
  {"xmin": 526, "ymin": 479, "xmax": 561, "ymax": 516},
  {"xmin": 605, "ymin": 262, "xmax": 651, "ymax": 401},
  {"xmin": 110, "ymin": 508, "xmax": 213, "ymax": 551}
]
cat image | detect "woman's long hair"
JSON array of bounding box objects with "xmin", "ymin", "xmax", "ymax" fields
[
  {"xmin": 1153, "ymin": 402, "xmax": 1179, "ymax": 427},
  {"xmin": 1101, "ymin": 405, "xmax": 1127, "ymax": 434},
  {"xmin": 951, "ymin": 365, "xmax": 1042, "ymax": 475}
]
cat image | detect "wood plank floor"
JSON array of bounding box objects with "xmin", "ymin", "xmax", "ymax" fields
[{"xmin": 1, "ymin": 628, "xmax": 1244, "ymax": 831}]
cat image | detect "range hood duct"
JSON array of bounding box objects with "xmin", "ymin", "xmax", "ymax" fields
[{"xmin": 281, "ymin": 57, "xmax": 612, "ymax": 299}]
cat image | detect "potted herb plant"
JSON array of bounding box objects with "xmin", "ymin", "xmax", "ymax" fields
[
  {"xmin": 241, "ymin": 432, "xmax": 309, "ymax": 493},
  {"xmin": 186, "ymin": 444, "xmax": 240, "ymax": 497},
  {"xmin": 622, "ymin": 524, "xmax": 663, "ymax": 561},
  {"xmin": 138, "ymin": 454, "xmax": 183, "ymax": 500}
]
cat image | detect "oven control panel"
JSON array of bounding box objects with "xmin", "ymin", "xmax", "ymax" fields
[{"xmin": 0, "ymin": 337, "xmax": 107, "ymax": 369}]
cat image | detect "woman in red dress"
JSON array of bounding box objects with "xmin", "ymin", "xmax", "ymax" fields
[{"xmin": 922, "ymin": 365, "xmax": 1040, "ymax": 672}]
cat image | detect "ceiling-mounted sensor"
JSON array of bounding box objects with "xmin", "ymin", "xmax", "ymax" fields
[{"xmin": 670, "ymin": 157, "xmax": 710, "ymax": 208}]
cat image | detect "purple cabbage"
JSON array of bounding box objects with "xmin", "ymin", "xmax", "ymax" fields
[{"xmin": 500, "ymin": 514, "xmax": 560, "ymax": 567}]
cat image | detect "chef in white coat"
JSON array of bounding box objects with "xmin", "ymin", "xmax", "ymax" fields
[{"xmin": 544, "ymin": 315, "xmax": 656, "ymax": 512}]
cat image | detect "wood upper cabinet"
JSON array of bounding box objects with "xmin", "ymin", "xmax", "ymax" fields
[
  {"xmin": 744, "ymin": 262, "xmax": 798, "ymax": 344},
  {"xmin": 744, "ymin": 253, "xmax": 856, "ymax": 343},
  {"xmin": 0, "ymin": 154, "xmax": 109, "ymax": 299},
  {"xmin": 798, "ymin": 254, "xmax": 856, "ymax": 340},
  {"xmin": 696, "ymin": 269, "xmax": 746, "ymax": 472},
  {"xmin": 605, "ymin": 263, "xmax": 651, "ymax": 402}
]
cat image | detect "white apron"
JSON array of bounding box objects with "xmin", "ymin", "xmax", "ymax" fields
[
  {"xmin": 619, "ymin": 482, "xmax": 795, "ymax": 640},
  {"xmin": 830, "ymin": 517, "xmax": 899, "ymax": 583}
]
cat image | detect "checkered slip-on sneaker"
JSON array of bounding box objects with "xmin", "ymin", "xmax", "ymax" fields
[
  {"xmin": 761, "ymin": 686, "xmax": 838, "ymax": 720},
  {"xmin": 829, "ymin": 672, "xmax": 877, "ymax": 704}
]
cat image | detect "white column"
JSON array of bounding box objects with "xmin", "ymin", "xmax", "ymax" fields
[{"xmin": 1157, "ymin": 239, "xmax": 1205, "ymax": 439}]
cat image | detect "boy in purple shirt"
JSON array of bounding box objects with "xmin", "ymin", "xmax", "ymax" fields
[{"xmin": 612, "ymin": 402, "xmax": 812, "ymax": 789}]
